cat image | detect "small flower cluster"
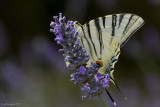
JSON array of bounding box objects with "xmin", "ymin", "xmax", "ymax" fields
[
  {"xmin": 81, "ymin": 73, "xmax": 110, "ymax": 100},
  {"xmin": 71, "ymin": 63, "xmax": 99, "ymax": 84},
  {"xmin": 50, "ymin": 13, "xmax": 110, "ymax": 100}
]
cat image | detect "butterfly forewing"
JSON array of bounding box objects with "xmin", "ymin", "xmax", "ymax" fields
[{"xmin": 95, "ymin": 14, "xmax": 144, "ymax": 47}]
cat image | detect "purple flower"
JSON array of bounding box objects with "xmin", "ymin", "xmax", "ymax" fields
[
  {"xmin": 50, "ymin": 13, "xmax": 110, "ymax": 100},
  {"xmin": 81, "ymin": 73, "xmax": 110, "ymax": 100},
  {"xmin": 71, "ymin": 63, "xmax": 99, "ymax": 84},
  {"xmin": 55, "ymin": 33, "xmax": 64, "ymax": 44},
  {"xmin": 96, "ymin": 73, "xmax": 105, "ymax": 83},
  {"xmin": 102, "ymin": 74, "xmax": 110, "ymax": 87},
  {"xmin": 79, "ymin": 66, "xmax": 86, "ymax": 74}
]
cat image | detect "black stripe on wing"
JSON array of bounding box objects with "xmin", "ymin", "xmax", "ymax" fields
[
  {"xmin": 112, "ymin": 15, "xmax": 117, "ymax": 36},
  {"xmin": 75, "ymin": 22, "xmax": 85, "ymax": 48},
  {"xmin": 123, "ymin": 14, "xmax": 134, "ymax": 34},
  {"xmin": 120, "ymin": 18, "xmax": 145, "ymax": 48},
  {"xmin": 94, "ymin": 18, "xmax": 103, "ymax": 60},
  {"xmin": 111, "ymin": 57, "xmax": 118, "ymax": 63},
  {"xmin": 123, "ymin": 17, "xmax": 139, "ymax": 35},
  {"xmin": 118, "ymin": 14, "xmax": 125, "ymax": 29},
  {"xmin": 80, "ymin": 26, "xmax": 94, "ymax": 59},
  {"xmin": 102, "ymin": 16, "xmax": 106, "ymax": 28},
  {"xmin": 116, "ymin": 51, "xmax": 121, "ymax": 56},
  {"xmin": 86, "ymin": 22, "xmax": 98, "ymax": 58}
]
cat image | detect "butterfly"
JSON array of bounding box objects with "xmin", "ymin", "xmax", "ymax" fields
[{"xmin": 74, "ymin": 13, "xmax": 144, "ymax": 102}]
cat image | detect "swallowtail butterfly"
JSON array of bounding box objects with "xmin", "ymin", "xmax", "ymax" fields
[{"xmin": 74, "ymin": 13, "xmax": 144, "ymax": 102}]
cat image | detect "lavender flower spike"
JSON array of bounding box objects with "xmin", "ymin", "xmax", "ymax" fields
[
  {"xmin": 50, "ymin": 13, "xmax": 111, "ymax": 101},
  {"xmin": 50, "ymin": 13, "xmax": 89, "ymax": 70}
]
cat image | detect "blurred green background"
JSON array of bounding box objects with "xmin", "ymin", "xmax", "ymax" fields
[{"xmin": 0, "ymin": 0, "xmax": 160, "ymax": 107}]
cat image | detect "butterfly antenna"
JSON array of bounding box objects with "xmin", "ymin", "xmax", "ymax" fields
[
  {"xmin": 64, "ymin": 13, "xmax": 76, "ymax": 21},
  {"xmin": 105, "ymin": 88, "xmax": 116, "ymax": 106},
  {"xmin": 110, "ymin": 77, "xmax": 127, "ymax": 100},
  {"xmin": 63, "ymin": 13, "xmax": 83, "ymax": 27}
]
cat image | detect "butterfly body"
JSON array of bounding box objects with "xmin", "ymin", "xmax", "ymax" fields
[{"xmin": 74, "ymin": 13, "xmax": 144, "ymax": 78}]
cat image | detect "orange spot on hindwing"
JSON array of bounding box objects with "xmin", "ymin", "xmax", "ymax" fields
[{"xmin": 96, "ymin": 61, "xmax": 103, "ymax": 67}]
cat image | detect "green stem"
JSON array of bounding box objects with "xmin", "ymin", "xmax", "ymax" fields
[{"xmin": 98, "ymin": 94, "xmax": 109, "ymax": 107}]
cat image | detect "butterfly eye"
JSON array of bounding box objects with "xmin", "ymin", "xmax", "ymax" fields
[{"xmin": 96, "ymin": 61, "xmax": 103, "ymax": 67}]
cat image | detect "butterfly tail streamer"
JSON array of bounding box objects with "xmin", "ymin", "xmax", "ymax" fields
[
  {"xmin": 110, "ymin": 77, "xmax": 127, "ymax": 100},
  {"xmin": 105, "ymin": 88, "xmax": 117, "ymax": 106}
]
